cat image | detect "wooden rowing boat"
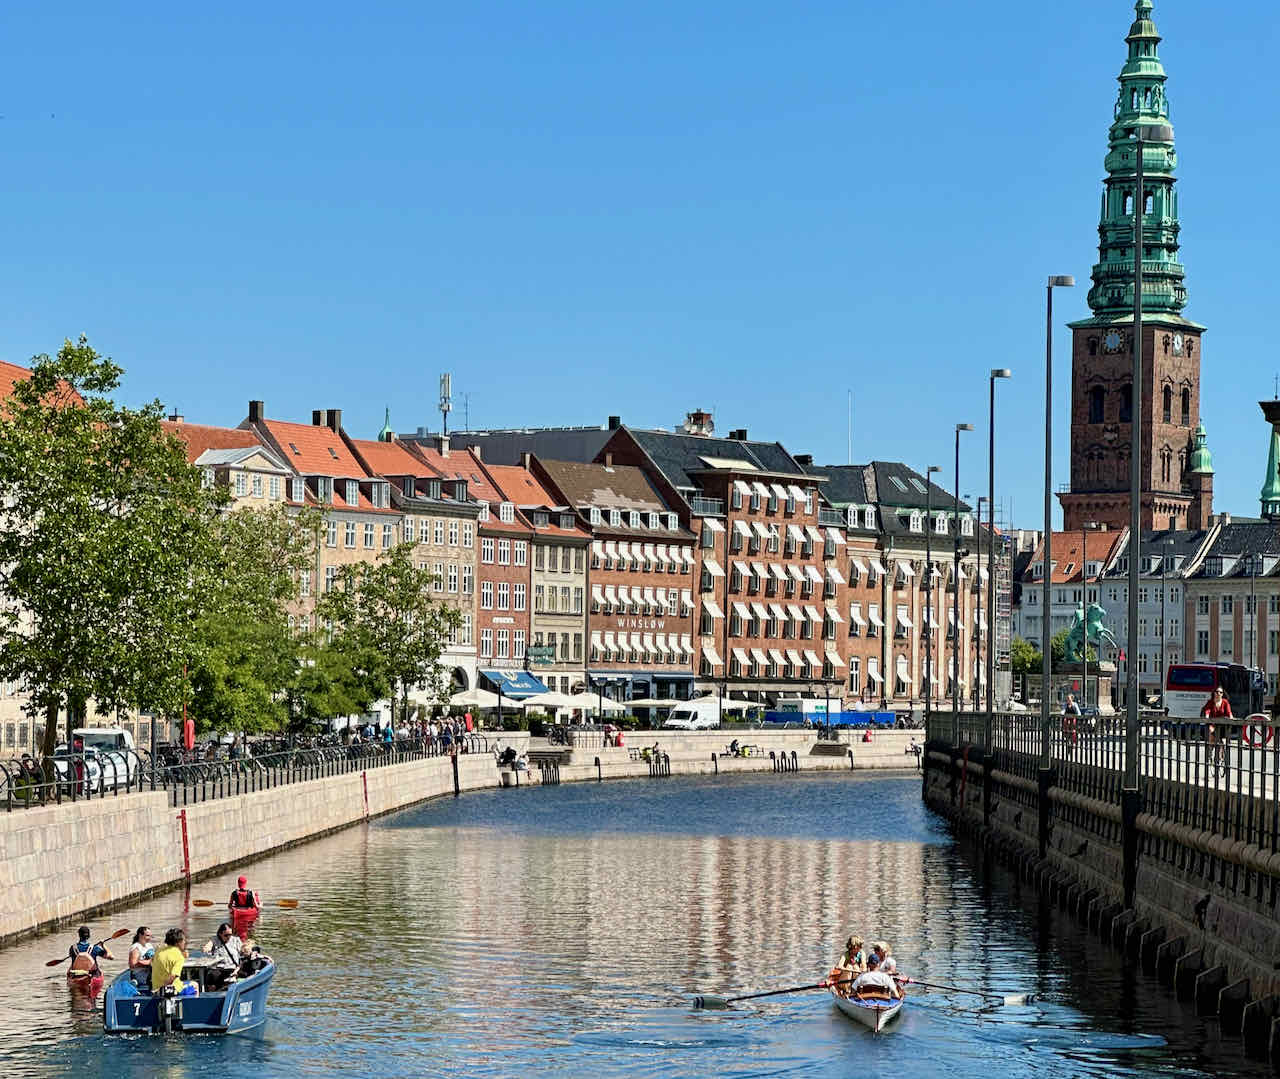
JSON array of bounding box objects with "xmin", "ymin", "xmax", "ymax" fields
[{"xmin": 830, "ymin": 984, "xmax": 904, "ymax": 1033}]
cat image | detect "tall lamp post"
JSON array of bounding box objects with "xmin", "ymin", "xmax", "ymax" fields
[
  {"xmin": 953, "ymin": 423, "xmax": 974, "ymax": 741},
  {"xmin": 1041, "ymin": 274, "xmax": 1075, "ymax": 859},
  {"xmin": 924, "ymin": 465, "xmax": 942, "ymax": 731},
  {"xmin": 975, "ymin": 495, "xmax": 987, "ymax": 711},
  {"xmin": 988, "ymin": 368, "xmax": 1011, "ymax": 745},
  {"xmin": 1080, "ymin": 520, "xmax": 1097, "ymax": 711}
]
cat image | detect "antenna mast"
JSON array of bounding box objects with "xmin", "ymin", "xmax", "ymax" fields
[{"xmin": 439, "ymin": 373, "xmax": 452, "ymax": 436}]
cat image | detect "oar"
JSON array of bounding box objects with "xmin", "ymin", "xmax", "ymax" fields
[
  {"xmin": 46, "ymin": 928, "xmax": 129, "ymax": 967},
  {"xmin": 191, "ymin": 898, "xmax": 299, "ymax": 908},
  {"xmin": 897, "ymin": 976, "xmax": 1033, "ymax": 1006},
  {"xmin": 694, "ymin": 979, "xmax": 842, "ymax": 1010}
]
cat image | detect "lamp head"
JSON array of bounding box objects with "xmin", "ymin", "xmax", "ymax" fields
[
  {"xmin": 1048, "ymin": 275, "xmax": 1075, "ymax": 288},
  {"xmin": 927, "ymin": 465, "xmax": 941, "ymax": 475},
  {"xmin": 991, "ymin": 368, "xmax": 1012, "ymax": 380},
  {"xmin": 957, "ymin": 423, "xmax": 974, "ymax": 433}
]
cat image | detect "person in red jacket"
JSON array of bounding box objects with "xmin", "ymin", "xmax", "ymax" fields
[{"xmin": 1201, "ymin": 686, "xmax": 1232, "ymax": 771}]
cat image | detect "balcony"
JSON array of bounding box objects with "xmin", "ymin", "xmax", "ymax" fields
[
  {"xmin": 691, "ymin": 497, "xmax": 725, "ymax": 516},
  {"xmin": 818, "ymin": 508, "xmax": 844, "ymax": 528}
]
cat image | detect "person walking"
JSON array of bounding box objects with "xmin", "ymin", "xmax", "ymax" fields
[{"xmin": 1201, "ymin": 685, "xmax": 1232, "ymax": 774}]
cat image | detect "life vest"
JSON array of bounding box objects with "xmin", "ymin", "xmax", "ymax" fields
[{"xmin": 230, "ymin": 888, "xmax": 257, "ymax": 910}]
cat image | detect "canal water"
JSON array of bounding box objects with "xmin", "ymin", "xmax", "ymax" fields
[{"xmin": 0, "ymin": 773, "xmax": 1267, "ymax": 1077}]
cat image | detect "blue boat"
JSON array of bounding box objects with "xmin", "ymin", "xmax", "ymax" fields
[{"xmin": 103, "ymin": 954, "xmax": 275, "ymax": 1035}]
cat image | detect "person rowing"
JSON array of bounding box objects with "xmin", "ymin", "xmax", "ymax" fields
[
  {"xmin": 851, "ymin": 953, "xmax": 902, "ymax": 1000},
  {"xmin": 229, "ymin": 875, "xmax": 260, "ymax": 914},
  {"xmin": 869, "ymin": 940, "xmax": 897, "ymax": 976},
  {"xmin": 68, "ymin": 925, "xmax": 113, "ymax": 980},
  {"xmin": 828, "ymin": 935, "xmax": 867, "ymax": 997}
]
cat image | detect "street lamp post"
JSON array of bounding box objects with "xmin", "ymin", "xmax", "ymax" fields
[
  {"xmin": 953, "ymin": 424, "xmax": 974, "ymax": 741},
  {"xmin": 1081, "ymin": 519, "xmax": 1097, "ymax": 712},
  {"xmin": 1041, "ymin": 274, "xmax": 1075, "ymax": 859},
  {"xmin": 988, "ymin": 368, "xmax": 1011, "ymax": 743},
  {"xmin": 975, "ymin": 495, "xmax": 987, "ymax": 711},
  {"xmin": 924, "ymin": 464, "xmax": 941, "ymax": 732}
]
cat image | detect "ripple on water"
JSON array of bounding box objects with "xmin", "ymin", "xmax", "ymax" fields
[{"xmin": 0, "ymin": 774, "xmax": 1263, "ymax": 1078}]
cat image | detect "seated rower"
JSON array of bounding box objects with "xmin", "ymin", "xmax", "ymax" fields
[
  {"xmin": 870, "ymin": 940, "xmax": 897, "ymax": 976},
  {"xmin": 152, "ymin": 928, "xmax": 199, "ymax": 996},
  {"xmin": 68, "ymin": 925, "xmax": 112, "ymax": 979},
  {"xmin": 204, "ymin": 922, "xmax": 243, "ymax": 988},
  {"xmin": 128, "ymin": 926, "xmax": 154, "ymax": 988},
  {"xmin": 828, "ymin": 935, "xmax": 867, "ymax": 997},
  {"xmin": 851, "ymin": 953, "xmax": 902, "ymax": 1000}
]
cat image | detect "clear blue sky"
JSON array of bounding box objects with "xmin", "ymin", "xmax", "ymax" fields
[{"xmin": 1, "ymin": 1, "xmax": 1274, "ymax": 529}]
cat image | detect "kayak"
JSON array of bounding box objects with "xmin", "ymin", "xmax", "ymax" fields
[
  {"xmin": 67, "ymin": 969, "xmax": 103, "ymax": 994},
  {"xmin": 830, "ymin": 985, "xmax": 905, "ymax": 1033},
  {"xmin": 103, "ymin": 955, "xmax": 274, "ymax": 1034}
]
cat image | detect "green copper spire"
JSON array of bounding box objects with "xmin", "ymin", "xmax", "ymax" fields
[
  {"xmin": 378, "ymin": 407, "xmax": 394, "ymax": 442},
  {"xmin": 1262, "ymin": 428, "xmax": 1280, "ymax": 519},
  {"xmin": 1188, "ymin": 422, "xmax": 1213, "ymax": 475},
  {"xmin": 1085, "ymin": 0, "xmax": 1189, "ymax": 322}
]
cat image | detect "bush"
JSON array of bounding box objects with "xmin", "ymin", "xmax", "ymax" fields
[{"xmin": 501, "ymin": 713, "xmax": 526, "ymax": 732}]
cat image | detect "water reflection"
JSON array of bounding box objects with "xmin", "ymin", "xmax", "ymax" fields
[{"xmin": 0, "ymin": 774, "xmax": 1266, "ymax": 1077}]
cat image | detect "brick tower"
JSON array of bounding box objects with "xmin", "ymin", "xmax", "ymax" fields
[{"xmin": 1059, "ymin": 0, "xmax": 1211, "ymax": 533}]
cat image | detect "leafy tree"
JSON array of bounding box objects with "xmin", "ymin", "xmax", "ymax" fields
[
  {"xmin": 317, "ymin": 545, "xmax": 461, "ymax": 725},
  {"xmin": 187, "ymin": 504, "xmax": 322, "ymax": 734},
  {"xmin": 289, "ymin": 635, "xmax": 384, "ymax": 727},
  {"xmin": 1051, "ymin": 626, "xmax": 1097, "ymax": 665},
  {"xmin": 1009, "ymin": 636, "xmax": 1041, "ymax": 677},
  {"xmin": 0, "ymin": 338, "xmax": 220, "ymax": 760}
]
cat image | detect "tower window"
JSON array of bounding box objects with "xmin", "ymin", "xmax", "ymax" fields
[
  {"xmin": 1089, "ymin": 386, "xmax": 1105, "ymax": 424},
  {"xmin": 1162, "ymin": 385, "xmax": 1172, "ymax": 423},
  {"xmin": 1180, "ymin": 388, "xmax": 1190, "ymax": 426},
  {"xmin": 1119, "ymin": 384, "xmax": 1133, "ymax": 424},
  {"xmin": 1087, "ymin": 337, "xmax": 1099, "ymax": 357},
  {"xmin": 1123, "ymin": 193, "xmax": 1134, "ymax": 216},
  {"xmin": 1145, "ymin": 192, "xmax": 1154, "ymax": 215}
]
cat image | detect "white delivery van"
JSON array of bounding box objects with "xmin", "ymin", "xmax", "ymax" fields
[
  {"xmin": 74, "ymin": 728, "xmax": 138, "ymax": 788},
  {"xmin": 661, "ymin": 698, "xmax": 723, "ymax": 731}
]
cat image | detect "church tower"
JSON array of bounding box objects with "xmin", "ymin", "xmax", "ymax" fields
[{"xmin": 1059, "ymin": 0, "xmax": 1210, "ymax": 532}]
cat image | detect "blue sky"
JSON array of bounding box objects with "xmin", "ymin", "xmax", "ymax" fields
[{"xmin": 1, "ymin": 1, "xmax": 1275, "ymax": 528}]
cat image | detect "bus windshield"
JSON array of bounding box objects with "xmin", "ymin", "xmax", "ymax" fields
[{"xmin": 1167, "ymin": 665, "xmax": 1216, "ymax": 691}]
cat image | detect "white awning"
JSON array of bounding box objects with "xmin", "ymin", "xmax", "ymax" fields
[
  {"xmin": 702, "ymin": 518, "xmax": 725, "ymax": 533},
  {"xmin": 732, "ymin": 647, "xmax": 752, "ymax": 669},
  {"xmin": 978, "ymin": 613, "xmax": 988, "ymax": 631},
  {"xmin": 805, "ymin": 565, "xmax": 824, "ymax": 583},
  {"xmin": 849, "ymin": 605, "xmax": 866, "ymax": 627},
  {"xmin": 827, "ymin": 527, "xmax": 846, "ymax": 546},
  {"xmin": 733, "ymin": 480, "xmax": 753, "ymax": 498},
  {"xmin": 604, "ymin": 541, "xmax": 619, "ymax": 562},
  {"xmin": 681, "ymin": 589, "xmax": 693, "ymax": 610},
  {"xmin": 788, "ymin": 564, "xmax": 807, "ymax": 583},
  {"xmin": 733, "ymin": 560, "xmax": 751, "ymax": 580},
  {"xmin": 786, "ymin": 648, "xmax": 804, "ymax": 669},
  {"xmin": 655, "ymin": 544, "xmax": 670, "ymax": 567},
  {"xmin": 750, "ymin": 561, "xmax": 768, "ymax": 579},
  {"xmin": 805, "ymin": 525, "xmax": 824, "ymax": 544},
  {"xmin": 768, "ymin": 602, "xmax": 787, "ymax": 621},
  {"xmin": 643, "ymin": 543, "xmax": 659, "ymax": 566},
  {"xmin": 702, "ymin": 597, "xmax": 725, "ymax": 620},
  {"xmin": 788, "ymin": 484, "xmax": 807, "ymax": 502},
  {"xmin": 616, "ymin": 542, "xmax": 632, "ymax": 565},
  {"xmin": 592, "ymin": 585, "xmax": 606, "ymax": 606},
  {"xmin": 955, "ymin": 564, "xmax": 967, "ymax": 582},
  {"xmin": 786, "ymin": 603, "xmax": 805, "ymax": 623},
  {"xmin": 825, "ymin": 648, "xmax": 845, "ymax": 669},
  {"xmin": 850, "ymin": 556, "xmax": 868, "ymax": 576},
  {"xmin": 617, "ymin": 585, "xmax": 631, "ymax": 606},
  {"xmin": 868, "ymin": 607, "xmax": 884, "ymax": 627},
  {"xmin": 978, "ymin": 566, "xmax": 989, "ymax": 583},
  {"xmin": 604, "ymin": 585, "xmax": 618, "ymax": 606},
  {"xmin": 787, "ymin": 524, "xmax": 806, "ymax": 543},
  {"xmin": 751, "ymin": 481, "xmax": 771, "ymax": 500},
  {"xmin": 592, "ymin": 541, "xmax": 604, "ymax": 560},
  {"xmin": 603, "ymin": 631, "xmax": 617, "ymax": 652},
  {"xmin": 770, "ymin": 483, "xmax": 790, "ymax": 501},
  {"xmin": 895, "ymin": 654, "xmax": 911, "ymax": 686},
  {"xmin": 947, "ymin": 608, "xmax": 956, "ymax": 626},
  {"xmin": 870, "ymin": 558, "xmax": 887, "ymax": 576},
  {"xmin": 751, "ymin": 521, "xmax": 772, "ymax": 541},
  {"xmin": 733, "ymin": 520, "xmax": 753, "ymax": 539},
  {"xmin": 732, "ymin": 601, "xmax": 752, "ymax": 620},
  {"xmin": 770, "ymin": 563, "xmax": 789, "ymax": 581},
  {"xmin": 683, "ymin": 547, "xmax": 695, "ymax": 567},
  {"xmin": 643, "ymin": 587, "xmax": 659, "ymax": 609},
  {"xmin": 867, "ymin": 660, "xmax": 883, "ymax": 684},
  {"xmin": 929, "ymin": 565, "xmax": 944, "ymax": 582},
  {"xmin": 897, "ymin": 560, "xmax": 915, "ymax": 578},
  {"xmin": 750, "ymin": 647, "xmax": 769, "ymax": 668},
  {"xmin": 806, "ymin": 606, "xmax": 824, "ymax": 625},
  {"xmin": 750, "ymin": 601, "xmax": 770, "ymax": 621},
  {"xmin": 703, "ymin": 558, "xmax": 725, "ymax": 578},
  {"xmin": 804, "ymin": 649, "xmax": 823, "ymax": 671},
  {"xmin": 641, "ymin": 633, "xmax": 656, "ymax": 656},
  {"xmin": 655, "ymin": 634, "xmax": 671, "ymax": 656},
  {"xmin": 678, "ymin": 634, "xmax": 693, "ymax": 657},
  {"xmin": 897, "ymin": 609, "xmax": 914, "ymax": 631},
  {"xmin": 926, "ymin": 610, "xmax": 940, "ymax": 629},
  {"xmin": 826, "ymin": 566, "xmax": 846, "ymax": 585},
  {"xmin": 825, "ymin": 603, "xmax": 844, "ymax": 624},
  {"xmin": 702, "ymin": 642, "xmax": 723, "ymax": 666},
  {"xmin": 769, "ymin": 647, "xmax": 787, "ymax": 668},
  {"xmin": 590, "ymin": 631, "xmax": 603, "ymax": 650}
]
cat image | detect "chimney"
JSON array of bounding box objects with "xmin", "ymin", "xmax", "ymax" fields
[
  {"xmin": 167, "ymin": 409, "xmax": 184, "ymax": 424},
  {"xmin": 467, "ymin": 442, "xmax": 480, "ymax": 461},
  {"xmin": 248, "ymin": 400, "xmax": 265, "ymax": 423},
  {"xmin": 604, "ymin": 452, "xmax": 614, "ymax": 466},
  {"xmin": 729, "ymin": 428, "xmax": 748, "ymax": 441},
  {"xmin": 1223, "ymin": 512, "xmax": 1232, "ymax": 526},
  {"xmin": 326, "ymin": 409, "xmax": 342, "ymax": 432},
  {"xmin": 608, "ymin": 415, "xmax": 621, "ymax": 430},
  {"xmin": 521, "ymin": 452, "xmax": 532, "ymax": 469},
  {"xmin": 437, "ymin": 434, "xmax": 450, "ymax": 458},
  {"xmin": 794, "ymin": 453, "xmax": 813, "ymax": 468},
  {"xmin": 311, "ymin": 410, "xmax": 324, "ymax": 426}
]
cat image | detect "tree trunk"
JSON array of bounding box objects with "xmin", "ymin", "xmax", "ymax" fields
[{"xmin": 40, "ymin": 700, "xmax": 60, "ymax": 779}]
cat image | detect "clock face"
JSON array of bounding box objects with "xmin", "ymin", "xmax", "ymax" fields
[
  {"xmin": 1103, "ymin": 331, "xmax": 1123, "ymax": 353},
  {"xmin": 1173, "ymin": 333, "xmax": 1185, "ymax": 355}
]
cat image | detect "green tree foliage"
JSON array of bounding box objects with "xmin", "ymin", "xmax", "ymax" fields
[
  {"xmin": 1009, "ymin": 636, "xmax": 1041, "ymax": 677},
  {"xmin": 316, "ymin": 545, "xmax": 461, "ymax": 724},
  {"xmin": 1051, "ymin": 626, "xmax": 1096, "ymax": 665},
  {"xmin": 0, "ymin": 338, "xmax": 220, "ymax": 758},
  {"xmin": 187, "ymin": 505, "xmax": 321, "ymax": 734}
]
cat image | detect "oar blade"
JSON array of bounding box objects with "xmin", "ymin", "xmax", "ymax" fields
[
  {"xmin": 1002, "ymin": 993, "xmax": 1034, "ymax": 1006},
  {"xmin": 692, "ymin": 995, "xmax": 731, "ymax": 1010},
  {"xmin": 276, "ymin": 899, "xmax": 299, "ymax": 909},
  {"xmin": 108, "ymin": 928, "xmax": 131, "ymax": 940},
  {"xmin": 45, "ymin": 958, "xmax": 66, "ymax": 967},
  {"xmin": 191, "ymin": 899, "xmax": 215, "ymax": 907}
]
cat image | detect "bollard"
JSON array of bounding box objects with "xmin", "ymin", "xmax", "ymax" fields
[
  {"xmin": 451, "ymin": 751, "xmax": 460, "ymax": 797},
  {"xmin": 1155, "ymin": 936, "xmax": 1185, "ymax": 987},
  {"xmin": 1194, "ymin": 965, "xmax": 1227, "ymax": 1017},
  {"xmin": 1218, "ymin": 978, "xmax": 1251, "ymax": 1035},
  {"xmin": 595, "ymin": 756, "xmax": 602, "ymax": 782},
  {"xmin": 1174, "ymin": 948, "xmax": 1205, "ymax": 1002},
  {"xmin": 712, "ymin": 752, "xmax": 718, "ymax": 775},
  {"xmin": 848, "ymin": 749, "xmax": 854, "ymax": 770},
  {"xmin": 1139, "ymin": 926, "xmax": 1166, "ymax": 975}
]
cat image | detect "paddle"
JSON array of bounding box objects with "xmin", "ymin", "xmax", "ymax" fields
[
  {"xmin": 897, "ymin": 976, "xmax": 1033, "ymax": 1006},
  {"xmin": 191, "ymin": 898, "xmax": 299, "ymax": 909},
  {"xmin": 694, "ymin": 979, "xmax": 842, "ymax": 1010},
  {"xmin": 46, "ymin": 928, "xmax": 129, "ymax": 968}
]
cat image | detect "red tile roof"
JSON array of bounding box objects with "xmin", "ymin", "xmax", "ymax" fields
[
  {"xmin": 486, "ymin": 464, "xmax": 589, "ymax": 538},
  {"xmin": 260, "ymin": 419, "xmax": 369, "ymax": 480},
  {"xmin": 0, "ymin": 359, "xmax": 84, "ymax": 411},
  {"xmin": 409, "ymin": 445, "xmax": 505, "ymax": 504},
  {"xmin": 1030, "ymin": 530, "xmax": 1124, "ymax": 584},
  {"xmin": 162, "ymin": 420, "xmax": 263, "ymax": 465},
  {"xmin": 347, "ymin": 437, "xmax": 432, "ymax": 479}
]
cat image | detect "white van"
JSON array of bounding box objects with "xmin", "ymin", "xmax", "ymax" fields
[
  {"xmin": 73, "ymin": 728, "xmax": 138, "ymax": 788},
  {"xmin": 661, "ymin": 698, "xmax": 723, "ymax": 731}
]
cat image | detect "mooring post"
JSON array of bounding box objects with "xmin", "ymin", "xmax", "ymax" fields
[
  {"xmin": 1037, "ymin": 767, "xmax": 1054, "ymax": 860},
  {"xmin": 982, "ymin": 744, "xmax": 994, "ymax": 827},
  {"xmin": 1121, "ymin": 786, "xmax": 1142, "ymax": 909}
]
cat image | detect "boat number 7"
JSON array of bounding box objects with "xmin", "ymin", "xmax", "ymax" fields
[
  {"xmin": 133, "ymin": 1003, "xmax": 141, "ymax": 1016},
  {"xmin": 239, "ymin": 1002, "xmax": 252, "ymax": 1017}
]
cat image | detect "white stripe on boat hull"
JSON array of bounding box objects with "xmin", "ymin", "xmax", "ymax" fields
[{"xmin": 830, "ymin": 988, "xmax": 903, "ymax": 1033}]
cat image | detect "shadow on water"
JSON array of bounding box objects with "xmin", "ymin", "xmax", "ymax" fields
[{"xmin": 0, "ymin": 773, "xmax": 1268, "ymax": 1077}]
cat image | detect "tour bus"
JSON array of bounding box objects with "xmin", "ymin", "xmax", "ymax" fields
[{"xmin": 1163, "ymin": 663, "xmax": 1265, "ymax": 731}]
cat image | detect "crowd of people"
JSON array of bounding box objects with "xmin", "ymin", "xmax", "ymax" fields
[{"xmin": 827, "ymin": 936, "xmax": 903, "ymax": 1000}]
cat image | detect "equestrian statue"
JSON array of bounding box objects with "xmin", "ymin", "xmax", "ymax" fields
[{"xmin": 1063, "ymin": 603, "xmax": 1118, "ymax": 663}]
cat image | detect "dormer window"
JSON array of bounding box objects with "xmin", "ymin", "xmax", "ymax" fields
[
  {"xmin": 589, "ymin": 507, "xmax": 602, "ymax": 525},
  {"xmin": 534, "ymin": 511, "xmax": 550, "ymax": 527},
  {"xmin": 864, "ymin": 508, "xmax": 876, "ymax": 529},
  {"xmin": 560, "ymin": 514, "xmax": 574, "ymax": 529},
  {"xmin": 909, "ymin": 511, "xmax": 923, "ymax": 533},
  {"xmin": 403, "ymin": 477, "xmax": 416, "ymax": 499},
  {"xmin": 316, "ymin": 477, "xmax": 334, "ymax": 503},
  {"xmin": 934, "ymin": 514, "xmax": 947, "ymax": 535},
  {"xmin": 499, "ymin": 502, "xmax": 514, "ymax": 523},
  {"xmin": 478, "ymin": 503, "xmax": 490, "ymax": 523},
  {"xmin": 648, "ymin": 512, "xmax": 659, "ymax": 529},
  {"xmin": 290, "ymin": 477, "xmax": 305, "ymax": 502},
  {"xmin": 629, "ymin": 511, "xmax": 641, "ymax": 528},
  {"xmin": 960, "ymin": 516, "xmax": 974, "ymax": 537},
  {"xmin": 610, "ymin": 509, "xmax": 621, "ymax": 526},
  {"xmin": 345, "ymin": 480, "xmax": 358, "ymax": 505},
  {"xmin": 666, "ymin": 512, "xmax": 677, "ymax": 530}
]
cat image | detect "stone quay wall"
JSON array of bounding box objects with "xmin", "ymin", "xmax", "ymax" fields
[{"xmin": 0, "ymin": 729, "xmax": 919, "ymax": 948}]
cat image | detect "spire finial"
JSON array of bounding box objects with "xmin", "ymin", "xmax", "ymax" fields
[{"xmin": 378, "ymin": 407, "xmax": 394, "ymax": 442}]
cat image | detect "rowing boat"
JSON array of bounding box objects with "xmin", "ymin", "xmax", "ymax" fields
[
  {"xmin": 830, "ymin": 985, "xmax": 904, "ymax": 1033},
  {"xmin": 103, "ymin": 954, "xmax": 274, "ymax": 1035}
]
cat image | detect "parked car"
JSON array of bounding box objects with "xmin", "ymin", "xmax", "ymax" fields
[
  {"xmin": 52, "ymin": 745, "xmax": 104, "ymax": 794},
  {"xmin": 73, "ymin": 727, "xmax": 139, "ymax": 788}
]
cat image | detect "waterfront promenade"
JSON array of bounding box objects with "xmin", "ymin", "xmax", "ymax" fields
[{"xmin": 0, "ymin": 728, "xmax": 919, "ymax": 948}]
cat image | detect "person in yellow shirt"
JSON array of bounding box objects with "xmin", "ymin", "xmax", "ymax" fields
[{"xmin": 151, "ymin": 928, "xmax": 198, "ymax": 996}]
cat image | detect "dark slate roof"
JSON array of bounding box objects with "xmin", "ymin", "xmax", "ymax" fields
[
  {"xmin": 808, "ymin": 464, "xmax": 869, "ymax": 505},
  {"xmin": 1101, "ymin": 527, "xmax": 1209, "ymax": 579},
  {"xmin": 403, "ymin": 427, "xmax": 615, "ymax": 467},
  {"xmin": 624, "ymin": 429, "xmax": 808, "ymax": 491},
  {"xmin": 1189, "ymin": 520, "xmax": 1280, "ymax": 578},
  {"xmin": 869, "ymin": 461, "xmax": 969, "ymax": 513}
]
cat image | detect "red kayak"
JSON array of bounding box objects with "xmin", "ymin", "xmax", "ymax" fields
[{"xmin": 67, "ymin": 969, "xmax": 104, "ymax": 994}]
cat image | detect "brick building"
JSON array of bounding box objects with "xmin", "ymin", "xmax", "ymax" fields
[{"xmin": 535, "ymin": 457, "xmax": 696, "ymax": 701}]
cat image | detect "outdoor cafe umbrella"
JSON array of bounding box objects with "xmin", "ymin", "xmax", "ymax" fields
[
  {"xmin": 519, "ymin": 691, "xmax": 580, "ymax": 711},
  {"xmin": 448, "ymin": 687, "xmax": 501, "ymax": 710},
  {"xmin": 625, "ymin": 697, "xmax": 679, "ymax": 709},
  {"xmin": 565, "ymin": 692, "xmax": 624, "ymax": 715}
]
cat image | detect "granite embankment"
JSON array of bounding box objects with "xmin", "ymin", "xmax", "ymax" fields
[{"xmin": 0, "ymin": 728, "xmax": 919, "ymax": 947}]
